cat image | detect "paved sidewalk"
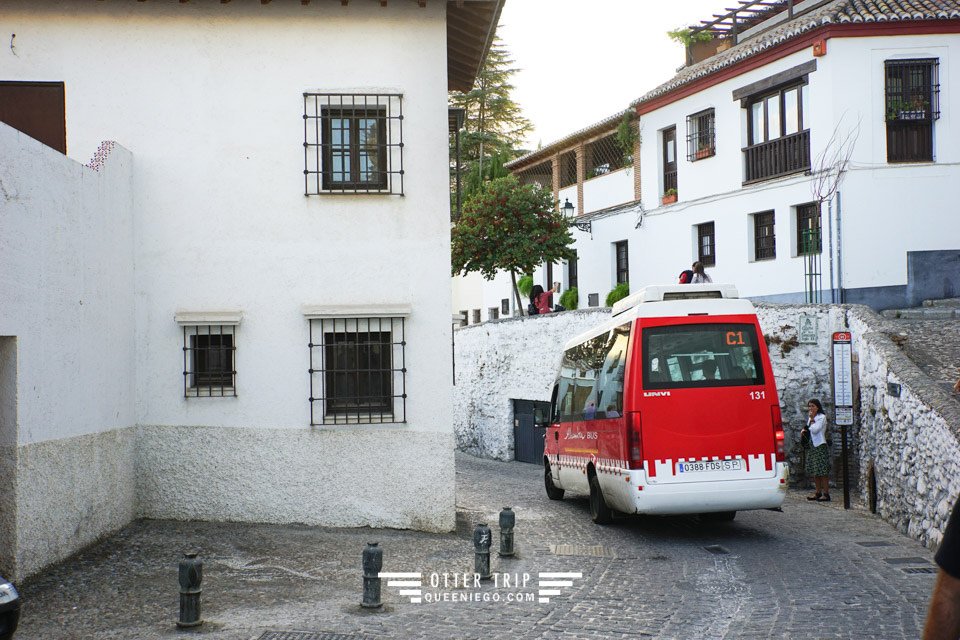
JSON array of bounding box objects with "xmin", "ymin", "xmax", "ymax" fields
[{"xmin": 17, "ymin": 454, "xmax": 939, "ymax": 639}]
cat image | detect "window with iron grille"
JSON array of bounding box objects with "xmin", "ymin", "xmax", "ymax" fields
[
  {"xmin": 308, "ymin": 317, "xmax": 406, "ymax": 425},
  {"xmin": 885, "ymin": 59, "xmax": 939, "ymax": 163},
  {"xmin": 559, "ymin": 151, "xmax": 577, "ymax": 188},
  {"xmin": 458, "ymin": 310, "xmax": 468, "ymax": 327},
  {"xmin": 753, "ymin": 211, "xmax": 776, "ymax": 261},
  {"xmin": 697, "ymin": 222, "xmax": 716, "ymax": 266},
  {"xmin": 303, "ymin": 93, "xmax": 403, "ymax": 195},
  {"xmin": 568, "ymin": 251, "xmax": 579, "ymax": 291},
  {"xmin": 472, "ymin": 309, "xmax": 481, "ymax": 324},
  {"xmin": 181, "ymin": 325, "xmax": 236, "ymax": 398},
  {"xmin": 488, "ymin": 307, "xmax": 499, "ymax": 321},
  {"xmin": 501, "ymin": 298, "xmax": 510, "ymax": 315},
  {"xmin": 586, "ymin": 133, "xmax": 627, "ymax": 178},
  {"xmin": 686, "ymin": 109, "xmax": 715, "ymax": 161},
  {"xmin": 796, "ymin": 202, "xmax": 822, "ymax": 255},
  {"xmin": 615, "ymin": 241, "xmax": 629, "ymax": 285}
]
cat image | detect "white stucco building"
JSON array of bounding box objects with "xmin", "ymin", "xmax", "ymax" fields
[
  {"xmin": 0, "ymin": 0, "xmax": 503, "ymax": 581},
  {"xmin": 455, "ymin": 0, "xmax": 960, "ymax": 322}
]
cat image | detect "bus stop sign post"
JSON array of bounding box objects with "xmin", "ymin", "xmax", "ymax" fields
[{"xmin": 832, "ymin": 332, "xmax": 853, "ymax": 510}]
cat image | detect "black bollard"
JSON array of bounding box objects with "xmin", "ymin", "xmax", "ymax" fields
[
  {"xmin": 498, "ymin": 507, "xmax": 515, "ymax": 557},
  {"xmin": 177, "ymin": 551, "xmax": 203, "ymax": 628},
  {"xmin": 361, "ymin": 542, "xmax": 383, "ymax": 609},
  {"xmin": 473, "ymin": 523, "xmax": 492, "ymax": 581}
]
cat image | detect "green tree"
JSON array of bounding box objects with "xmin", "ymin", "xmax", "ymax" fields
[
  {"xmin": 451, "ymin": 176, "xmax": 574, "ymax": 315},
  {"xmin": 449, "ymin": 38, "xmax": 532, "ymax": 213}
]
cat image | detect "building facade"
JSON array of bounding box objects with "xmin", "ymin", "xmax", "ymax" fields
[
  {"xmin": 455, "ymin": 0, "xmax": 960, "ymax": 321},
  {"xmin": 0, "ymin": 0, "xmax": 502, "ymax": 581}
]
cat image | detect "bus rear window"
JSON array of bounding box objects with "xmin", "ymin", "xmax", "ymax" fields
[{"xmin": 642, "ymin": 323, "xmax": 764, "ymax": 389}]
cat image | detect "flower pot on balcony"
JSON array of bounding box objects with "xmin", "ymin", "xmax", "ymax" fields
[
  {"xmin": 695, "ymin": 147, "xmax": 713, "ymax": 160},
  {"xmin": 661, "ymin": 193, "xmax": 677, "ymax": 205}
]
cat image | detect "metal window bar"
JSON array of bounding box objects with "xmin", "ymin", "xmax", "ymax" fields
[
  {"xmin": 568, "ymin": 252, "xmax": 578, "ymax": 291},
  {"xmin": 514, "ymin": 161, "xmax": 552, "ymax": 188},
  {"xmin": 559, "ymin": 151, "xmax": 577, "ymax": 188},
  {"xmin": 501, "ymin": 299, "xmax": 510, "ymax": 315},
  {"xmin": 663, "ymin": 169, "xmax": 678, "ymax": 193},
  {"xmin": 754, "ymin": 212, "xmax": 776, "ymax": 260},
  {"xmin": 489, "ymin": 308, "xmax": 499, "ymax": 321},
  {"xmin": 472, "ymin": 309, "xmax": 481, "ymax": 324},
  {"xmin": 303, "ymin": 93, "xmax": 403, "ymax": 196},
  {"xmin": 796, "ymin": 202, "xmax": 822, "ymax": 255},
  {"xmin": 686, "ymin": 110, "xmax": 716, "ymax": 161},
  {"xmin": 885, "ymin": 59, "xmax": 939, "ymax": 122},
  {"xmin": 308, "ymin": 317, "xmax": 407, "ymax": 426},
  {"xmin": 885, "ymin": 59, "xmax": 939, "ymax": 162},
  {"xmin": 182, "ymin": 325, "xmax": 236, "ymax": 398},
  {"xmin": 802, "ymin": 228, "xmax": 822, "ymax": 303},
  {"xmin": 615, "ymin": 241, "xmax": 629, "ymax": 285},
  {"xmin": 698, "ymin": 222, "xmax": 716, "ymax": 266},
  {"xmin": 585, "ymin": 133, "xmax": 628, "ymax": 179}
]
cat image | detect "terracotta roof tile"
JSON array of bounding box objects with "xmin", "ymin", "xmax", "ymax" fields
[{"xmin": 632, "ymin": 0, "xmax": 960, "ymax": 107}]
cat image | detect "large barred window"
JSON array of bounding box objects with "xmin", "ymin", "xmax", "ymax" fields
[
  {"xmin": 303, "ymin": 93, "xmax": 404, "ymax": 195},
  {"xmin": 885, "ymin": 59, "xmax": 939, "ymax": 163},
  {"xmin": 308, "ymin": 313, "xmax": 407, "ymax": 425}
]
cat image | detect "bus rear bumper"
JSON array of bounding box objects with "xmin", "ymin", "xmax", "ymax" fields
[{"xmin": 625, "ymin": 468, "xmax": 787, "ymax": 515}]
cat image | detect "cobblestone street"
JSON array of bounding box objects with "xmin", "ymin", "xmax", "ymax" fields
[{"xmin": 17, "ymin": 454, "xmax": 938, "ymax": 640}]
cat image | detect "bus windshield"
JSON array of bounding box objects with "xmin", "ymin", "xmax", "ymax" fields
[{"xmin": 642, "ymin": 323, "xmax": 764, "ymax": 389}]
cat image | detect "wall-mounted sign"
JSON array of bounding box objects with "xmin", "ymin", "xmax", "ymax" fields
[
  {"xmin": 799, "ymin": 314, "xmax": 818, "ymax": 344},
  {"xmin": 832, "ymin": 332, "xmax": 854, "ymax": 426}
]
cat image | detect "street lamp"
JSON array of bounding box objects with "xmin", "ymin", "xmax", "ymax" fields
[{"xmin": 562, "ymin": 198, "xmax": 591, "ymax": 234}]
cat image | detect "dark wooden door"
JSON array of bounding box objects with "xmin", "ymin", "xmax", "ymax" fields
[
  {"xmin": 0, "ymin": 81, "xmax": 66, "ymax": 153},
  {"xmin": 512, "ymin": 399, "xmax": 549, "ymax": 464}
]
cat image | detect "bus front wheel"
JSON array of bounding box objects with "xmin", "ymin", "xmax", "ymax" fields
[
  {"xmin": 544, "ymin": 462, "xmax": 565, "ymax": 500},
  {"xmin": 589, "ymin": 474, "xmax": 613, "ymax": 525}
]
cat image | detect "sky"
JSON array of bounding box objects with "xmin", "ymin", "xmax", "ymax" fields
[{"xmin": 497, "ymin": 0, "xmax": 725, "ymax": 150}]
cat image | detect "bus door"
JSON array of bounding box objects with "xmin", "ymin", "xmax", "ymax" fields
[{"xmin": 635, "ymin": 317, "xmax": 779, "ymax": 484}]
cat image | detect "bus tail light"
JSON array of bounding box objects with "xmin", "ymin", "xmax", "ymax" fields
[
  {"xmin": 627, "ymin": 412, "xmax": 643, "ymax": 469},
  {"xmin": 771, "ymin": 405, "xmax": 785, "ymax": 462}
]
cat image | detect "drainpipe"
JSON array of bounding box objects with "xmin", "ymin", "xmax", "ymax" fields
[
  {"xmin": 827, "ymin": 197, "xmax": 835, "ymax": 304},
  {"xmin": 836, "ymin": 191, "xmax": 844, "ymax": 303}
]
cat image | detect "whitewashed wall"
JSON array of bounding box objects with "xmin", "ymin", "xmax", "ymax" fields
[
  {"xmin": 2, "ymin": 0, "xmax": 458, "ymax": 573},
  {"xmin": 454, "ymin": 303, "xmax": 960, "ymax": 551},
  {"xmin": 582, "ymin": 168, "xmax": 634, "ymax": 212},
  {"xmin": 0, "ymin": 123, "xmax": 137, "ymax": 580}
]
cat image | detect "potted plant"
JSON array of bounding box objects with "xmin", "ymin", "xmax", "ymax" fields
[
  {"xmin": 661, "ymin": 188, "xmax": 678, "ymax": 205},
  {"xmin": 605, "ymin": 282, "xmax": 630, "ymax": 307}
]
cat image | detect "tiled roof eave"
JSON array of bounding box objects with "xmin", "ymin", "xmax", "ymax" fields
[{"xmin": 632, "ymin": 1, "xmax": 960, "ymax": 110}]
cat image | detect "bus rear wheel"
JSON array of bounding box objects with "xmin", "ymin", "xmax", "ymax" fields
[
  {"xmin": 544, "ymin": 463, "xmax": 564, "ymax": 500},
  {"xmin": 700, "ymin": 511, "xmax": 736, "ymax": 522},
  {"xmin": 589, "ymin": 474, "xmax": 613, "ymax": 524}
]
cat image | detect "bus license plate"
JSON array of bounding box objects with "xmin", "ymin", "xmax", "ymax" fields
[{"xmin": 678, "ymin": 460, "xmax": 743, "ymax": 473}]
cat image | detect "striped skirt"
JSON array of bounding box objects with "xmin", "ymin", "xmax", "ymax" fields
[{"xmin": 805, "ymin": 443, "xmax": 830, "ymax": 477}]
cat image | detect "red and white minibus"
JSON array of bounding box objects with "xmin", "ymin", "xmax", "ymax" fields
[{"xmin": 543, "ymin": 284, "xmax": 787, "ymax": 523}]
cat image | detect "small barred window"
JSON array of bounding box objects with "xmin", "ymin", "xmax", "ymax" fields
[
  {"xmin": 182, "ymin": 325, "xmax": 236, "ymax": 397},
  {"xmin": 303, "ymin": 93, "xmax": 403, "ymax": 195}
]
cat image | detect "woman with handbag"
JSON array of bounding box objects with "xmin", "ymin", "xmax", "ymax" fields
[{"xmin": 800, "ymin": 398, "xmax": 831, "ymax": 502}]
